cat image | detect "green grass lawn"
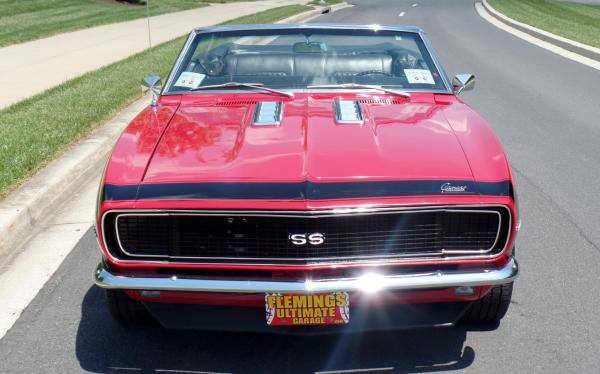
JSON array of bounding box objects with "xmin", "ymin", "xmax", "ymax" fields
[
  {"xmin": 0, "ymin": 0, "xmax": 263, "ymax": 47},
  {"xmin": 0, "ymin": 4, "xmax": 311, "ymax": 197},
  {"xmin": 488, "ymin": 0, "xmax": 600, "ymax": 48}
]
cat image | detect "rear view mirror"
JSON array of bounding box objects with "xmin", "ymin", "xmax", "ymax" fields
[
  {"xmin": 293, "ymin": 41, "xmax": 327, "ymax": 53},
  {"xmin": 452, "ymin": 74, "xmax": 475, "ymax": 95}
]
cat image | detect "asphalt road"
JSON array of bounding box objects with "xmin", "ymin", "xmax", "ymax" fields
[{"xmin": 1, "ymin": 1, "xmax": 600, "ymax": 373}]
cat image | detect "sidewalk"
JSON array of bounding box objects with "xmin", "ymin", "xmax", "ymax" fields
[
  {"xmin": 0, "ymin": 3, "xmax": 346, "ymax": 339},
  {"xmin": 0, "ymin": 0, "xmax": 306, "ymax": 110}
]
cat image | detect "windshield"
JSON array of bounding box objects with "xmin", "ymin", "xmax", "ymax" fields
[{"xmin": 166, "ymin": 27, "xmax": 448, "ymax": 93}]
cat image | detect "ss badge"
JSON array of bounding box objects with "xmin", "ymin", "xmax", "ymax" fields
[{"xmin": 289, "ymin": 233, "xmax": 325, "ymax": 246}]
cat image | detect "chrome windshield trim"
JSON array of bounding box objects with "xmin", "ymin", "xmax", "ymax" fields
[
  {"xmin": 163, "ymin": 24, "xmax": 454, "ymax": 95},
  {"xmin": 161, "ymin": 88, "xmax": 453, "ymax": 97},
  {"xmin": 101, "ymin": 205, "xmax": 512, "ymax": 265},
  {"xmin": 163, "ymin": 31, "xmax": 197, "ymax": 96},
  {"xmin": 94, "ymin": 257, "xmax": 518, "ymax": 293},
  {"xmin": 192, "ymin": 23, "xmax": 426, "ymax": 34}
]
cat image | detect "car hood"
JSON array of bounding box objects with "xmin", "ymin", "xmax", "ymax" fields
[{"xmin": 142, "ymin": 94, "xmax": 476, "ymax": 185}]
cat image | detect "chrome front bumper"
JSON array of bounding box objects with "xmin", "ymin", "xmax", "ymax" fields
[{"xmin": 93, "ymin": 257, "xmax": 518, "ymax": 294}]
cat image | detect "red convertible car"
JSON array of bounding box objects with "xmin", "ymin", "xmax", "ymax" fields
[{"xmin": 94, "ymin": 24, "xmax": 519, "ymax": 332}]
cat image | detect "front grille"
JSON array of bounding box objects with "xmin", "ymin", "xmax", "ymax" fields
[{"xmin": 105, "ymin": 207, "xmax": 510, "ymax": 264}]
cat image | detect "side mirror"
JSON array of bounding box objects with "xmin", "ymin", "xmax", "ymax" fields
[
  {"xmin": 142, "ymin": 75, "xmax": 162, "ymax": 106},
  {"xmin": 452, "ymin": 74, "xmax": 475, "ymax": 95}
]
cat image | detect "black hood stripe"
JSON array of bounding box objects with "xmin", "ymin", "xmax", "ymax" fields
[{"xmin": 103, "ymin": 180, "xmax": 512, "ymax": 201}]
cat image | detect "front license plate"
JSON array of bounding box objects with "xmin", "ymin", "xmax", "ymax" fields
[{"xmin": 265, "ymin": 292, "xmax": 350, "ymax": 326}]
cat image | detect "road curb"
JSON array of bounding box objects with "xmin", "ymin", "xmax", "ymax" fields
[
  {"xmin": 481, "ymin": 0, "xmax": 600, "ymax": 62},
  {"xmin": 278, "ymin": 2, "xmax": 352, "ymax": 23},
  {"xmin": 0, "ymin": 96, "xmax": 148, "ymax": 263},
  {"xmin": 0, "ymin": 4, "xmax": 345, "ymax": 263}
]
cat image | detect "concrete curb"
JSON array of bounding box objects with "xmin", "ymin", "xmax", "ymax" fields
[
  {"xmin": 0, "ymin": 4, "xmax": 347, "ymax": 262},
  {"xmin": 278, "ymin": 2, "xmax": 352, "ymax": 23},
  {"xmin": 0, "ymin": 96, "xmax": 148, "ymax": 262},
  {"xmin": 276, "ymin": 7, "xmax": 325, "ymax": 23},
  {"xmin": 481, "ymin": 0, "xmax": 600, "ymax": 62}
]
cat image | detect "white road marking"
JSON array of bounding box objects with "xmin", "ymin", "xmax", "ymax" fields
[
  {"xmin": 475, "ymin": 3, "xmax": 600, "ymax": 71},
  {"xmin": 399, "ymin": 11, "xmax": 405, "ymax": 17},
  {"xmin": 0, "ymin": 174, "xmax": 98, "ymax": 339},
  {"xmin": 155, "ymin": 370, "xmax": 234, "ymax": 374},
  {"xmin": 315, "ymin": 368, "xmax": 394, "ymax": 374},
  {"xmin": 107, "ymin": 368, "xmax": 142, "ymax": 372},
  {"xmin": 412, "ymin": 3, "xmax": 418, "ymax": 7}
]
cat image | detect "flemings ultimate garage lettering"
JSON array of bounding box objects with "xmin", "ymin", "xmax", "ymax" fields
[{"xmin": 265, "ymin": 293, "xmax": 350, "ymax": 326}]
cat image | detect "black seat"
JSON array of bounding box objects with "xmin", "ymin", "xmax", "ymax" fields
[
  {"xmin": 223, "ymin": 53, "xmax": 294, "ymax": 76},
  {"xmin": 222, "ymin": 53, "xmax": 393, "ymax": 77},
  {"xmin": 324, "ymin": 54, "xmax": 392, "ymax": 77}
]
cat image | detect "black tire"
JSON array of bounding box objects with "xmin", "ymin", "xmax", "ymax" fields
[
  {"xmin": 462, "ymin": 283, "xmax": 513, "ymax": 324},
  {"xmin": 105, "ymin": 289, "xmax": 153, "ymax": 325}
]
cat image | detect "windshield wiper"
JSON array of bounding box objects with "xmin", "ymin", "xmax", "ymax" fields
[
  {"xmin": 191, "ymin": 82, "xmax": 293, "ymax": 98},
  {"xmin": 307, "ymin": 83, "xmax": 411, "ymax": 98}
]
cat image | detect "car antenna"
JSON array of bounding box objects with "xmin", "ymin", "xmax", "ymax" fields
[{"xmin": 145, "ymin": 0, "xmax": 152, "ymax": 49}]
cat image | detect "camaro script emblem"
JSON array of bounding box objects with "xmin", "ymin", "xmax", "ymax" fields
[
  {"xmin": 289, "ymin": 233, "xmax": 325, "ymax": 246},
  {"xmin": 440, "ymin": 182, "xmax": 468, "ymax": 193}
]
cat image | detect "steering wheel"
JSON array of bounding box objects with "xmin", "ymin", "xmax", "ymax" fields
[{"xmin": 198, "ymin": 56, "xmax": 224, "ymax": 76}]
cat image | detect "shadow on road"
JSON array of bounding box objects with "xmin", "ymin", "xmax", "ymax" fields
[{"xmin": 76, "ymin": 286, "xmax": 485, "ymax": 374}]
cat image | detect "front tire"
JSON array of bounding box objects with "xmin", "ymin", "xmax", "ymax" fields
[
  {"xmin": 105, "ymin": 289, "xmax": 153, "ymax": 325},
  {"xmin": 462, "ymin": 283, "xmax": 513, "ymax": 324}
]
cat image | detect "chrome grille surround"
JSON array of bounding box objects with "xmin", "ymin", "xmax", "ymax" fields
[{"xmin": 101, "ymin": 205, "xmax": 512, "ymax": 265}]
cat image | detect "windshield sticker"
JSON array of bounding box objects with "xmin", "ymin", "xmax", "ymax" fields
[
  {"xmin": 404, "ymin": 69, "xmax": 435, "ymax": 84},
  {"xmin": 174, "ymin": 72, "xmax": 205, "ymax": 88}
]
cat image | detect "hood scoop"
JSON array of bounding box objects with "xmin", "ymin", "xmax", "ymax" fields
[
  {"xmin": 253, "ymin": 101, "xmax": 283, "ymax": 126},
  {"xmin": 334, "ymin": 100, "xmax": 364, "ymax": 124}
]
